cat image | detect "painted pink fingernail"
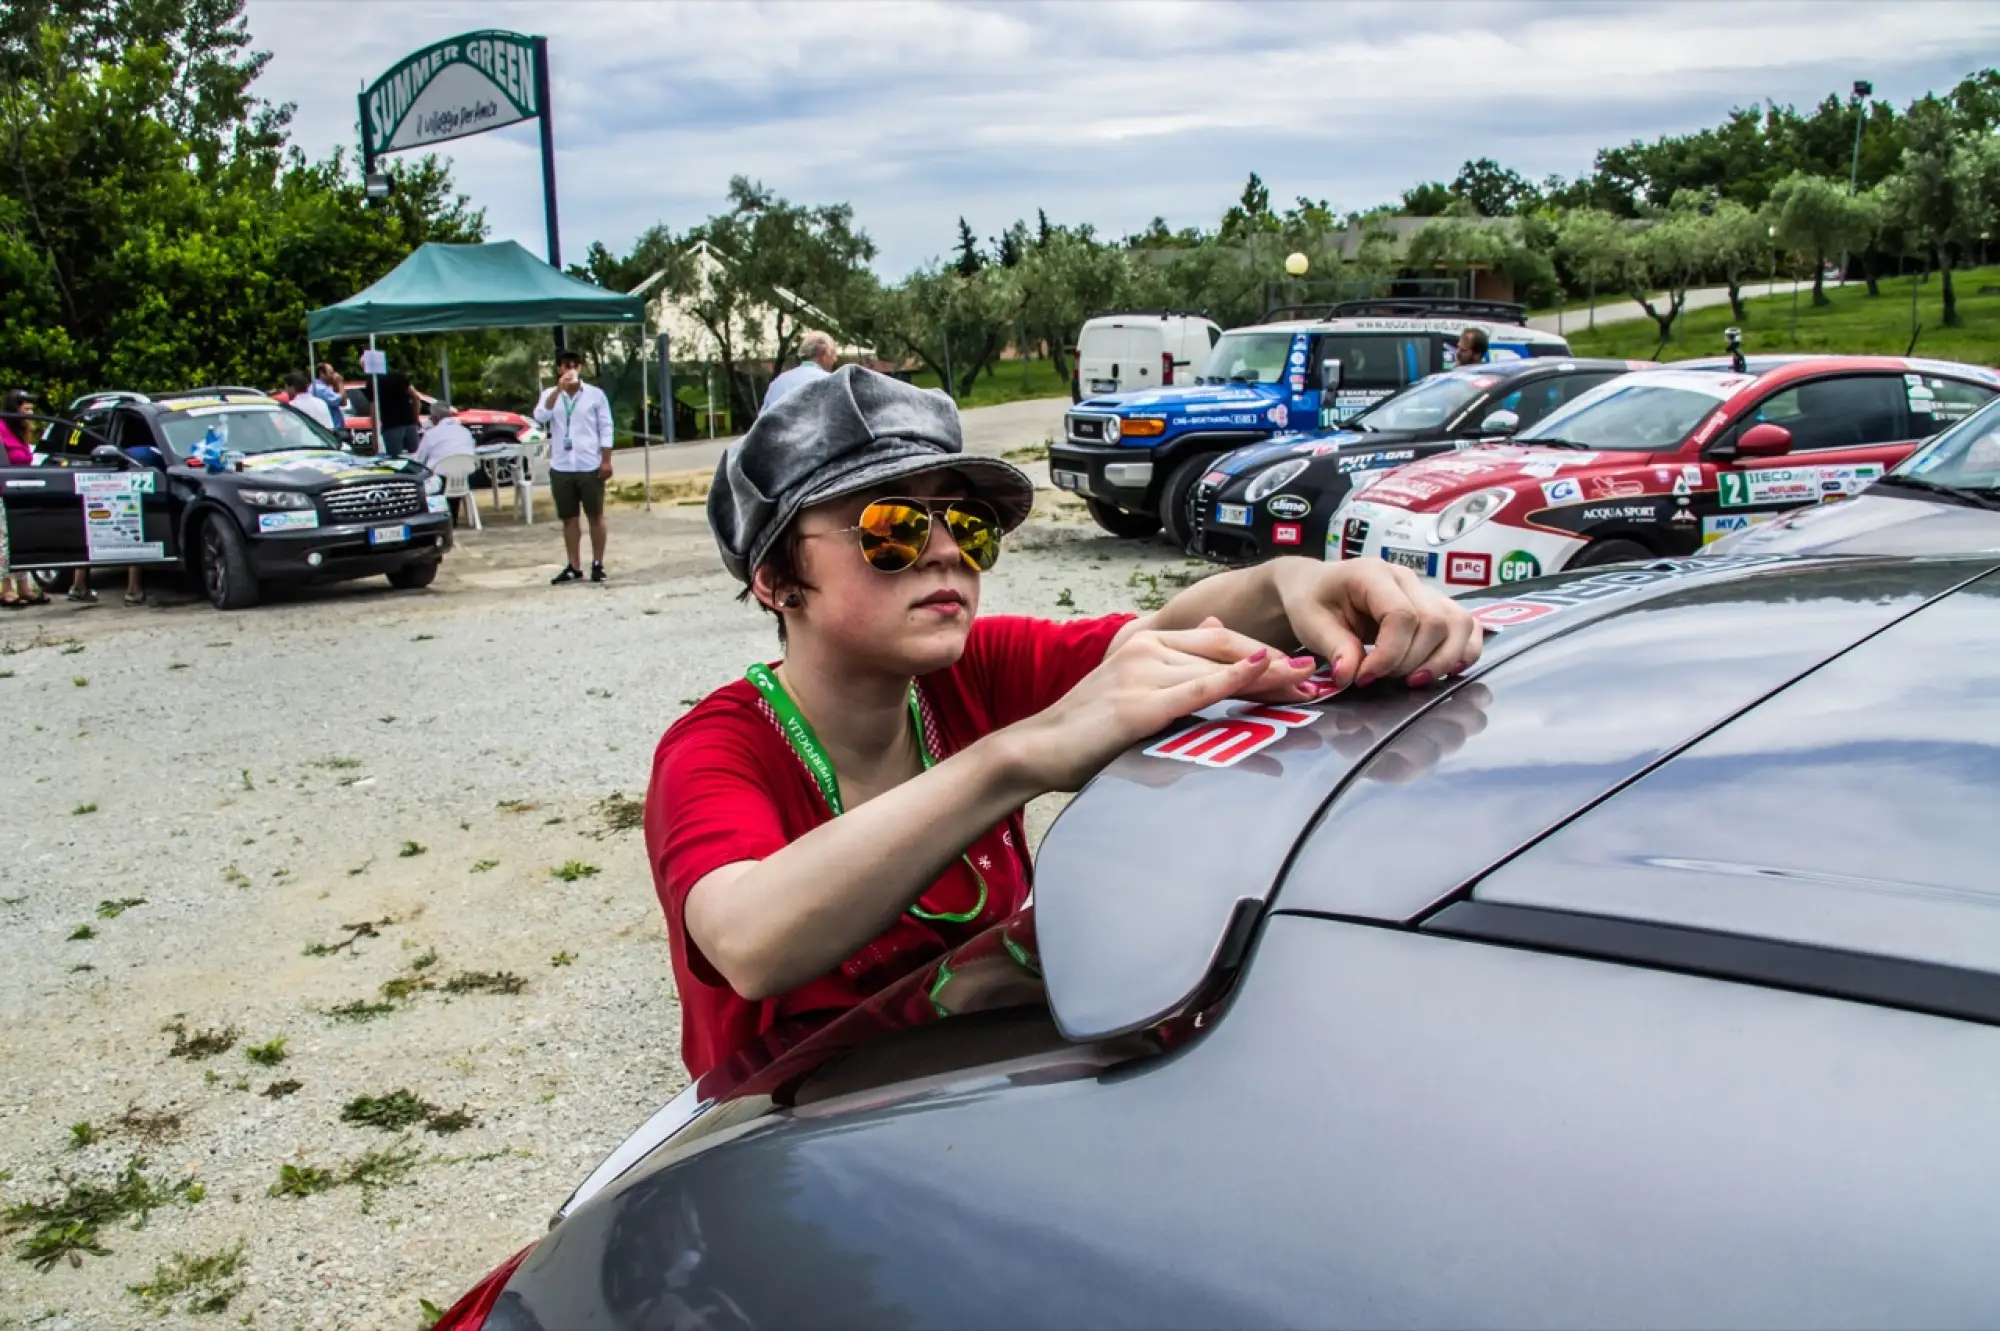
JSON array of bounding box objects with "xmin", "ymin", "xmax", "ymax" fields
[
  {"xmin": 1407, "ymin": 670, "xmax": 1435, "ymax": 689},
  {"xmin": 1247, "ymin": 648, "xmax": 1270, "ymax": 664},
  {"xmin": 1287, "ymin": 655, "xmax": 1315, "ymax": 669}
]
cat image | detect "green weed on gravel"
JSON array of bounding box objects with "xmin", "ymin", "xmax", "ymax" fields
[
  {"xmin": 261, "ymin": 1079, "xmax": 302, "ymax": 1099},
  {"xmin": 163, "ymin": 1022, "xmax": 237, "ymax": 1060},
  {"xmin": 442, "ymin": 970, "xmax": 526, "ymax": 996},
  {"xmin": 551, "ymin": 860, "xmax": 599, "ymax": 883},
  {"xmin": 399, "ymin": 840, "xmax": 427, "ymax": 858},
  {"xmin": 303, "ymin": 918, "xmax": 391, "ymax": 957},
  {"xmin": 67, "ymin": 1122, "xmax": 97, "ymax": 1150},
  {"xmin": 1, "ymin": 1156, "xmax": 201, "ymax": 1270},
  {"xmin": 95, "ymin": 897, "xmax": 145, "ymax": 919},
  {"xmin": 269, "ymin": 1144, "xmax": 422, "ymax": 1209},
  {"xmin": 592, "ymin": 793, "xmax": 644, "ymax": 836},
  {"xmin": 243, "ymin": 1037, "xmax": 287, "ymax": 1067},
  {"xmin": 128, "ymin": 1239, "xmax": 246, "ymax": 1315},
  {"xmin": 470, "ymin": 859, "xmax": 499, "ymax": 873},
  {"xmin": 71, "ymin": 802, "xmax": 97, "ymax": 816},
  {"xmin": 341, "ymin": 1091, "xmax": 434, "ymax": 1132},
  {"xmin": 326, "ymin": 999, "xmax": 397, "ymax": 1023},
  {"xmin": 67, "ymin": 925, "xmax": 96, "ymax": 941}
]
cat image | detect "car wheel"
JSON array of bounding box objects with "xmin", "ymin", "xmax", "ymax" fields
[
  {"xmin": 1084, "ymin": 499, "xmax": 1162, "ymax": 540},
  {"xmin": 1158, "ymin": 454, "xmax": 1220, "ymax": 552},
  {"xmin": 387, "ymin": 559, "xmax": 440, "ymax": 591},
  {"xmin": 198, "ymin": 516, "xmax": 260, "ymax": 610},
  {"xmin": 1569, "ymin": 537, "xmax": 1653, "ymax": 569}
]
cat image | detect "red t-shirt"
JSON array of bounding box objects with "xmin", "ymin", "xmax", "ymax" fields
[{"xmin": 646, "ymin": 613, "xmax": 1133, "ymax": 1080}]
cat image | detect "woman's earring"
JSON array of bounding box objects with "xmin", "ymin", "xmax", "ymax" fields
[{"xmin": 778, "ymin": 593, "xmax": 802, "ymax": 609}]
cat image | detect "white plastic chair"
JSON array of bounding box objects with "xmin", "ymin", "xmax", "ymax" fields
[
  {"xmin": 430, "ymin": 452, "xmax": 481, "ymax": 531},
  {"xmin": 515, "ymin": 441, "xmax": 552, "ymax": 525}
]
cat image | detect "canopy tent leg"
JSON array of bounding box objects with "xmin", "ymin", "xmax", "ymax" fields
[
  {"xmin": 368, "ymin": 333, "xmax": 381, "ymax": 458},
  {"xmin": 639, "ymin": 354, "xmax": 651, "ymax": 511},
  {"xmin": 440, "ymin": 345, "xmax": 451, "ymax": 409}
]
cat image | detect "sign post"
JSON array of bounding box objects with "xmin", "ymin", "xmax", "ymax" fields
[{"xmin": 359, "ymin": 30, "xmax": 565, "ymax": 344}]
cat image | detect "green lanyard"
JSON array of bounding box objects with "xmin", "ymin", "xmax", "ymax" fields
[{"xmin": 746, "ymin": 663, "xmax": 988, "ymax": 924}]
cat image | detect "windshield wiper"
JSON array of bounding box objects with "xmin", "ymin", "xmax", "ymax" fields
[
  {"xmin": 1516, "ymin": 436, "xmax": 1594, "ymax": 449},
  {"xmin": 1873, "ymin": 472, "xmax": 2000, "ymax": 510}
]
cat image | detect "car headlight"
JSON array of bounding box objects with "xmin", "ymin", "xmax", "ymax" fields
[
  {"xmin": 240, "ymin": 489, "xmax": 313, "ymax": 509},
  {"xmin": 1429, "ymin": 486, "xmax": 1514, "ymax": 546},
  {"xmin": 425, "ymin": 474, "xmax": 444, "ymax": 495},
  {"xmin": 1244, "ymin": 458, "xmax": 1311, "ymax": 504},
  {"xmin": 1102, "ymin": 416, "xmax": 1122, "ymax": 443}
]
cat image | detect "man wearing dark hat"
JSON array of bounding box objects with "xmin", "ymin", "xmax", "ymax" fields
[
  {"xmin": 534, "ymin": 348, "xmax": 616, "ymax": 583},
  {"xmin": 642, "ymin": 366, "xmax": 1483, "ymax": 1080}
]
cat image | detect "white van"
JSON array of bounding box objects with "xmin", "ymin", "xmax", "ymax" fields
[{"xmin": 1073, "ymin": 311, "xmax": 1222, "ymax": 400}]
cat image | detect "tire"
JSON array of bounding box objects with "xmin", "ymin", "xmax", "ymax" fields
[
  {"xmin": 387, "ymin": 559, "xmax": 440, "ymax": 591},
  {"xmin": 1084, "ymin": 499, "xmax": 1162, "ymax": 539},
  {"xmin": 1569, "ymin": 537, "xmax": 1653, "ymax": 569},
  {"xmin": 198, "ymin": 515, "xmax": 260, "ymax": 610},
  {"xmin": 1158, "ymin": 453, "xmax": 1220, "ymax": 553}
]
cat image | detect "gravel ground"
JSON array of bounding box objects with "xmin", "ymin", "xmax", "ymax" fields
[{"xmin": 0, "ymin": 428, "xmax": 1215, "ymax": 1329}]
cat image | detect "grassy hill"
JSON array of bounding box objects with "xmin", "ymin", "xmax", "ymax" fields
[{"xmin": 1562, "ymin": 264, "xmax": 2000, "ymax": 366}]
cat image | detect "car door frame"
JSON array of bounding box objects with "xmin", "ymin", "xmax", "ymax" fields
[
  {"xmin": 7, "ymin": 409, "xmax": 179, "ymax": 569},
  {"xmin": 1694, "ymin": 371, "xmax": 1941, "ymax": 535}
]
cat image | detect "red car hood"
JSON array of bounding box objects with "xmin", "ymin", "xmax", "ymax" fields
[{"xmin": 1355, "ymin": 444, "xmax": 1653, "ymax": 511}]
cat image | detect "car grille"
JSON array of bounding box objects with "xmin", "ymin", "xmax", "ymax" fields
[
  {"xmin": 323, "ymin": 481, "xmax": 424, "ymax": 523},
  {"xmin": 1066, "ymin": 414, "xmax": 1105, "ymax": 443},
  {"xmin": 1187, "ymin": 475, "xmax": 1216, "ymax": 548},
  {"xmin": 1339, "ymin": 517, "xmax": 1369, "ymax": 560}
]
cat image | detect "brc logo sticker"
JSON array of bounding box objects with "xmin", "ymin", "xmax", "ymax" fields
[
  {"xmin": 1445, "ymin": 551, "xmax": 1492, "ymax": 586},
  {"xmin": 1271, "ymin": 522, "xmax": 1302, "ymax": 545},
  {"xmin": 1145, "ymin": 704, "xmax": 1320, "ymax": 769}
]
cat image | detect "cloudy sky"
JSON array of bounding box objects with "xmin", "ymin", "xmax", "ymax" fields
[{"xmin": 245, "ymin": 0, "xmax": 1999, "ymax": 276}]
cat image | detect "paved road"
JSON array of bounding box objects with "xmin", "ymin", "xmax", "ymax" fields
[
  {"xmin": 619, "ymin": 395, "xmax": 1069, "ymax": 479},
  {"xmin": 1528, "ymin": 280, "xmax": 1815, "ymax": 336}
]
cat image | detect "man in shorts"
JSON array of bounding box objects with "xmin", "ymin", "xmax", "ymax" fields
[{"xmin": 533, "ymin": 348, "xmax": 616, "ymax": 583}]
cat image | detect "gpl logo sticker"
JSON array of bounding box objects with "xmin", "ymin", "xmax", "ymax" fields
[{"xmin": 1145, "ymin": 703, "xmax": 1319, "ymax": 769}]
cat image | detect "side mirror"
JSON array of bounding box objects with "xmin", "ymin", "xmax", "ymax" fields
[
  {"xmin": 1320, "ymin": 359, "xmax": 1343, "ymax": 393},
  {"xmin": 89, "ymin": 444, "xmax": 129, "ymax": 469},
  {"xmin": 1736, "ymin": 422, "xmax": 1793, "ymax": 457},
  {"xmin": 1478, "ymin": 409, "xmax": 1521, "ymax": 435}
]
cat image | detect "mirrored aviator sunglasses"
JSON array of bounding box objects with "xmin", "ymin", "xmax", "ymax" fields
[{"xmin": 852, "ymin": 498, "xmax": 1003, "ymax": 573}]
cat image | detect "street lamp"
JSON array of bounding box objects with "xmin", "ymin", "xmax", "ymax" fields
[{"xmin": 1841, "ymin": 79, "xmax": 1872, "ymax": 287}]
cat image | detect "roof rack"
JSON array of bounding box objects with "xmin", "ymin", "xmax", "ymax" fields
[
  {"xmin": 1082, "ymin": 308, "xmax": 1212, "ymax": 321},
  {"xmin": 160, "ymin": 385, "xmax": 274, "ymax": 399},
  {"xmin": 67, "ymin": 390, "xmax": 152, "ymax": 409},
  {"xmin": 1325, "ymin": 297, "xmax": 1528, "ymax": 325}
]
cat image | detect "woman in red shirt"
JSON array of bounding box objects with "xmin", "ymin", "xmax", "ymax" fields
[{"xmin": 647, "ymin": 367, "xmax": 1481, "ymax": 1079}]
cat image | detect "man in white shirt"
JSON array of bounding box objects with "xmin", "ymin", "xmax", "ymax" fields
[
  {"xmin": 761, "ymin": 330, "xmax": 837, "ymax": 411},
  {"xmin": 284, "ymin": 371, "xmax": 335, "ymax": 431},
  {"xmin": 532, "ymin": 348, "xmax": 616, "ymax": 583},
  {"xmin": 414, "ymin": 404, "xmax": 479, "ymax": 524}
]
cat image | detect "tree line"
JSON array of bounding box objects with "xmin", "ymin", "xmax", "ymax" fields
[{"xmin": 4, "ymin": 2, "xmax": 1994, "ymax": 426}]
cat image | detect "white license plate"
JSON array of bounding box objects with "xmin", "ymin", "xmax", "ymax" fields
[
  {"xmin": 1214, "ymin": 503, "xmax": 1250, "ymax": 526},
  {"xmin": 1090, "ymin": 380, "xmax": 1118, "ymax": 394},
  {"xmin": 369, "ymin": 525, "xmax": 409, "ymax": 546},
  {"xmin": 1052, "ymin": 469, "xmax": 1085, "ymax": 491},
  {"xmin": 1381, "ymin": 545, "xmax": 1435, "ymax": 574}
]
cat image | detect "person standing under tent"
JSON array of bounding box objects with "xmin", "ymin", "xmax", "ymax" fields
[{"xmin": 534, "ymin": 348, "xmax": 616, "ymax": 584}]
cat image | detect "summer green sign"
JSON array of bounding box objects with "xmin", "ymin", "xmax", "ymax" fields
[{"xmin": 361, "ymin": 30, "xmax": 541, "ymax": 158}]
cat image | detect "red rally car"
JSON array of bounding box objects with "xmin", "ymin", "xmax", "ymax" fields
[
  {"xmin": 335, "ymin": 387, "xmax": 542, "ymax": 454},
  {"xmin": 1331, "ymin": 355, "xmax": 2000, "ymax": 589}
]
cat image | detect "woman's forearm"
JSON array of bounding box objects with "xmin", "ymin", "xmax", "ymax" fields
[
  {"xmin": 1137, "ymin": 557, "xmax": 1310, "ymax": 650},
  {"xmin": 684, "ymin": 730, "xmax": 1045, "ymax": 999}
]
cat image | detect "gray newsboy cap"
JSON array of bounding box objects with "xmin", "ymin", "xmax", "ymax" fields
[{"xmin": 708, "ymin": 364, "xmax": 1036, "ymax": 585}]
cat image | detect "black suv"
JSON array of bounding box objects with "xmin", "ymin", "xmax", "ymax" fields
[{"xmin": 3, "ymin": 388, "xmax": 452, "ymax": 609}]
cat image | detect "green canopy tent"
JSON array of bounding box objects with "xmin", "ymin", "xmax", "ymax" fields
[
  {"xmin": 306, "ymin": 239, "xmax": 643, "ymax": 340},
  {"xmin": 306, "ymin": 239, "xmax": 648, "ymax": 499}
]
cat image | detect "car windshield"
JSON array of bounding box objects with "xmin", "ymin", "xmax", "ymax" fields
[
  {"xmin": 1889, "ymin": 395, "xmax": 2000, "ymax": 491},
  {"xmin": 1518, "ymin": 382, "xmax": 1721, "ymax": 452},
  {"xmin": 1199, "ymin": 332, "xmax": 1294, "ymax": 385},
  {"xmin": 158, "ymin": 404, "xmax": 341, "ymax": 456},
  {"xmin": 1351, "ymin": 373, "xmax": 1488, "ymax": 432}
]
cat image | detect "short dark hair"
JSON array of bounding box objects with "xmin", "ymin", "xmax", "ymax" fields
[
  {"xmin": 284, "ymin": 370, "xmax": 310, "ymax": 394},
  {"xmin": 556, "ymin": 349, "xmax": 583, "ymax": 367},
  {"xmin": 1460, "ymin": 326, "xmax": 1489, "ymax": 356},
  {"xmin": 735, "ymin": 521, "xmax": 817, "ymax": 647}
]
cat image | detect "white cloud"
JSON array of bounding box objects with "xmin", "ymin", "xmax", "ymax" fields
[{"xmin": 244, "ymin": 0, "xmax": 2000, "ymax": 276}]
